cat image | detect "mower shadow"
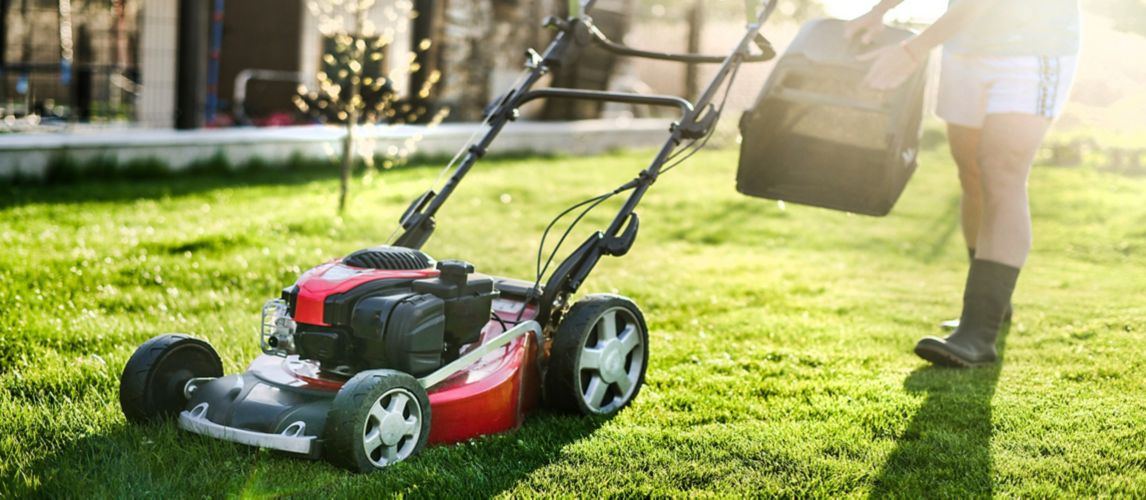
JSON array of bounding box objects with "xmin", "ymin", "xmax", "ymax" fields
[
  {"xmin": 0, "ymin": 155, "xmax": 469, "ymax": 211},
  {"xmin": 315, "ymin": 411, "xmax": 609, "ymax": 497},
  {"xmin": 28, "ymin": 409, "xmax": 606, "ymax": 497},
  {"xmin": 869, "ymin": 325, "xmax": 1010, "ymax": 497}
]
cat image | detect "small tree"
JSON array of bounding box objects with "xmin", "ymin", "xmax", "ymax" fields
[{"xmin": 295, "ymin": 0, "xmax": 447, "ymax": 212}]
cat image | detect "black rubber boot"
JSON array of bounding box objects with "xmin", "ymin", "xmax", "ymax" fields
[
  {"xmin": 916, "ymin": 259, "xmax": 1020, "ymax": 367},
  {"xmin": 939, "ymin": 248, "xmax": 1012, "ymax": 330}
]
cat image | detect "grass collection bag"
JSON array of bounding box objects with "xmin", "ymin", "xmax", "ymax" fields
[{"xmin": 737, "ymin": 19, "xmax": 928, "ymax": 216}]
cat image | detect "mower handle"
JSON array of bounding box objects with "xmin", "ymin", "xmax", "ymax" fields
[
  {"xmin": 517, "ymin": 88, "xmax": 694, "ymax": 119},
  {"xmin": 587, "ymin": 24, "xmax": 775, "ymax": 64},
  {"xmin": 583, "ymin": 1, "xmax": 776, "ymax": 64},
  {"xmin": 578, "ymin": 0, "xmax": 767, "ymax": 20},
  {"xmin": 395, "ymin": 0, "xmax": 781, "ymax": 326}
]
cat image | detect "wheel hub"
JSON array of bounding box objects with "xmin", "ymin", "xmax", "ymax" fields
[
  {"xmin": 380, "ymin": 412, "xmax": 404, "ymax": 446},
  {"xmin": 599, "ymin": 340, "xmax": 625, "ymax": 383}
]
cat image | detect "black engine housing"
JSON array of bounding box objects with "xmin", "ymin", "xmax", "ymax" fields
[
  {"xmin": 289, "ymin": 254, "xmax": 498, "ymax": 377},
  {"xmin": 351, "ymin": 293, "xmax": 446, "ymax": 375}
]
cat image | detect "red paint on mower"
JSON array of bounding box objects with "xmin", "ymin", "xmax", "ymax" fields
[
  {"xmin": 277, "ymin": 301, "xmax": 542, "ymax": 444},
  {"xmin": 293, "ymin": 263, "xmax": 440, "ymax": 326}
]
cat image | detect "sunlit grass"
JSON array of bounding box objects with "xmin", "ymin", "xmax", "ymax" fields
[{"xmin": 2, "ymin": 145, "xmax": 1144, "ymax": 496}]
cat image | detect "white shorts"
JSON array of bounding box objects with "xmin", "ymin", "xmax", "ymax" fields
[{"xmin": 936, "ymin": 51, "xmax": 1077, "ymax": 128}]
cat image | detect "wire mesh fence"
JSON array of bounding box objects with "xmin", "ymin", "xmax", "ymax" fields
[{"xmin": 1, "ymin": 0, "xmax": 141, "ymax": 132}]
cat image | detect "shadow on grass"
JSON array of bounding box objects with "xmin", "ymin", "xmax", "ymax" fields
[
  {"xmin": 2, "ymin": 165, "xmax": 339, "ymax": 211},
  {"xmin": 870, "ymin": 325, "xmax": 1010, "ymax": 497},
  {"xmin": 28, "ymin": 410, "xmax": 604, "ymax": 497},
  {"xmin": 0, "ymin": 151, "xmax": 536, "ymax": 210},
  {"xmin": 0, "ymin": 151, "xmax": 566, "ymax": 211},
  {"xmin": 915, "ymin": 193, "xmax": 963, "ymax": 264}
]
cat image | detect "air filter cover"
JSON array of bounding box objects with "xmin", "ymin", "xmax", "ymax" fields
[{"xmin": 343, "ymin": 246, "xmax": 434, "ymax": 270}]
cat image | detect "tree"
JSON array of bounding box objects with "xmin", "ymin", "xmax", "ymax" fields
[{"xmin": 295, "ymin": 0, "xmax": 447, "ymax": 212}]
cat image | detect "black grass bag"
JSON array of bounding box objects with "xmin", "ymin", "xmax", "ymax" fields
[{"xmin": 737, "ymin": 19, "xmax": 928, "ymax": 216}]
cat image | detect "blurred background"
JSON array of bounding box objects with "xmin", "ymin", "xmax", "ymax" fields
[{"xmin": 0, "ymin": 0, "xmax": 1142, "ymax": 150}]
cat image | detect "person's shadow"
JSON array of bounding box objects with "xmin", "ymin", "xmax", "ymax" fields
[{"xmin": 870, "ymin": 324, "xmax": 1010, "ymax": 497}]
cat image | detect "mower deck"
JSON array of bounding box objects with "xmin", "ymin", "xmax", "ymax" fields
[{"xmin": 178, "ymin": 291, "xmax": 542, "ymax": 457}]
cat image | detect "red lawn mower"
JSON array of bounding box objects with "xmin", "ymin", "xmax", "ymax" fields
[{"xmin": 119, "ymin": 0, "xmax": 780, "ymax": 472}]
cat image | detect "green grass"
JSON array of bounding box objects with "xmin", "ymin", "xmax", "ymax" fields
[{"xmin": 2, "ymin": 144, "xmax": 1145, "ymax": 497}]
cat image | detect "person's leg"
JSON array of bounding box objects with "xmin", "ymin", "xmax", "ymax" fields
[
  {"xmin": 916, "ymin": 113, "xmax": 1050, "ymax": 367},
  {"xmin": 973, "ymin": 113, "xmax": 1051, "ymax": 267},
  {"xmin": 948, "ymin": 123, "xmax": 984, "ymax": 252},
  {"xmin": 937, "ymin": 124, "xmax": 983, "ymax": 331},
  {"xmin": 941, "ymin": 123, "xmax": 1018, "ymax": 331}
]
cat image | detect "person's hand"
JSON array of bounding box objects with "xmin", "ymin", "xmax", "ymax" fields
[
  {"xmin": 858, "ymin": 42, "xmax": 922, "ymax": 91},
  {"xmin": 844, "ymin": 10, "xmax": 886, "ymax": 45}
]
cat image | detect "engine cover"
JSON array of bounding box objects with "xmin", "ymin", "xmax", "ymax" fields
[
  {"xmin": 352, "ymin": 293, "xmax": 446, "ymax": 376},
  {"xmin": 281, "ymin": 247, "xmax": 495, "ymax": 377}
]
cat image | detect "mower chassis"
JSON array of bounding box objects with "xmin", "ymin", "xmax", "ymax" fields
[{"xmin": 176, "ymin": 314, "xmax": 542, "ymax": 457}]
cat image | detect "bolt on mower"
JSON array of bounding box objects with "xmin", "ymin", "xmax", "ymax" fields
[{"xmin": 119, "ymin": 0, "xmax": 780, "ymax": 472}]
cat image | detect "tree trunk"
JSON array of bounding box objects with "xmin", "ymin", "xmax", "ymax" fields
[{"xmin": 339, "ymin": 2, "xmax": 367, "ymax": 213}]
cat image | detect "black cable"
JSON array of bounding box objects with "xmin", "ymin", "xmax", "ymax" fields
[
  {"xmin": 534, "ymin": 192, "xmax": 613, "ymax": 282},
  {"xmin": 515, "ymin": 191, "xmax": 611, "ymax": 323},
  {"xmin": 536, "ymin": 192, "xmax": 613, "ymax": 284},
  {"xmin": 513, "ymin": 48, "xmax": 746, "ymax": 321},
  {"xmin": 491, "ymin": 311, "xmax": 512, "ymax": 330},
  {"xmin": 516, "ymin": 183, "xmax": 636, "ymax": 322}
]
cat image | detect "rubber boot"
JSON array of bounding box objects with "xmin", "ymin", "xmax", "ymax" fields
[
  {"xmin": 939, "ymin": 248, "xmax": 1012, "ymax": 330},
  {"xmin": 916, "ymin": 259, "xmax": 1020, "ymax": 367}
]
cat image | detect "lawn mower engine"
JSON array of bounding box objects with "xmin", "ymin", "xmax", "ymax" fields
[{"xmin": 269, "ymin": 246, "xmax": 498, "ymax": 377}]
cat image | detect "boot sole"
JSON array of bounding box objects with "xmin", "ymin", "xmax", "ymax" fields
[{"xmin": 913, "ymin": 343, "xmax": 995, "ymax": 368}]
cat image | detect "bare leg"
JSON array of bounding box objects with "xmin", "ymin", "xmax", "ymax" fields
[
  {"xmin": 974, "ymin": 113, "xmax": 1051, "ymax": 268},
  {"xmin": 939, "ymin": 124, "xmax": 987, "ymax": 331},
  {"xmin": 918, "ymin": 113, "xmax": 1049, "ymax": 366},
  {"xmin": 948, "ymin": 123, "xmax": 983, "ymax": 250}
]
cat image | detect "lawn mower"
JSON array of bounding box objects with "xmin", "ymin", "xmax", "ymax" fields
[{"xmin": 119, "ymin": 0, "xmax": 782, "ymax": 472}]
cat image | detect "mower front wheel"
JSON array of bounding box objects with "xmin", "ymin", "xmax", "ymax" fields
[
  {"xmin": 546, "ymin": 294, "xmax": 649, "ymax": 416},
  {"xmin": 325, "ymin": 369, "xmax": 431, "ymax": 472},
  {"xmin": 119, "ymin": 334, "xmax": 224, "ymax": 423}
]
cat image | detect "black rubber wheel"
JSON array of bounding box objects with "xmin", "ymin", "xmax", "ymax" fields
[
  {"xmin": 324, "ymin": 369, "xmax": 432, "ymax": 473},
  {"xmin": 545, "ymin": 294, "xmax": 649, "ymax": 416},
  {"xmin": 119, "ymin": 334, "xmax": 223, "ymax": 423}
]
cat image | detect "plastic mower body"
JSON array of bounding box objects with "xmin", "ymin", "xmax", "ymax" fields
[{"xmin": 175, "ymin": 257, "xmax": 547, "ymax": 458}]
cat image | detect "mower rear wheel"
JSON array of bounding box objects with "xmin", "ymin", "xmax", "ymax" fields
[
  {"xmin": 546, "ymin": 294, "xmax": 649, "ymax": 416},
  {"xmin": 119, "ymin": 334, "xmax": 223, "ymax": 423},
  {"xmin": 325, "ymin": 369, "xmax": 431, "ymax": 472}
]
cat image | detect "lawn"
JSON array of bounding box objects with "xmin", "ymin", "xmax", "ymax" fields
[{"xmin": 2, "ymin": 141, "xmax": 1144, "ymax": 497}]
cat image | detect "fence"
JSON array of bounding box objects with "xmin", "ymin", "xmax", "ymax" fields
[{"xmin": 1, "ymin": 0, "xmax": 141, "ymax": 130}]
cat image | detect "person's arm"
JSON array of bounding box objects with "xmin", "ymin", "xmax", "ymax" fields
[
  {"xmin": 901, "ymin": 0, "xmax": 994, "ymax": 59},
  {"xmin": 859, "ymin": 0, "xmax": 996, "ymax": 90},
  {"xmin": 844, "ymin": 0, "xmax": 908, "ymax": 44}
]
